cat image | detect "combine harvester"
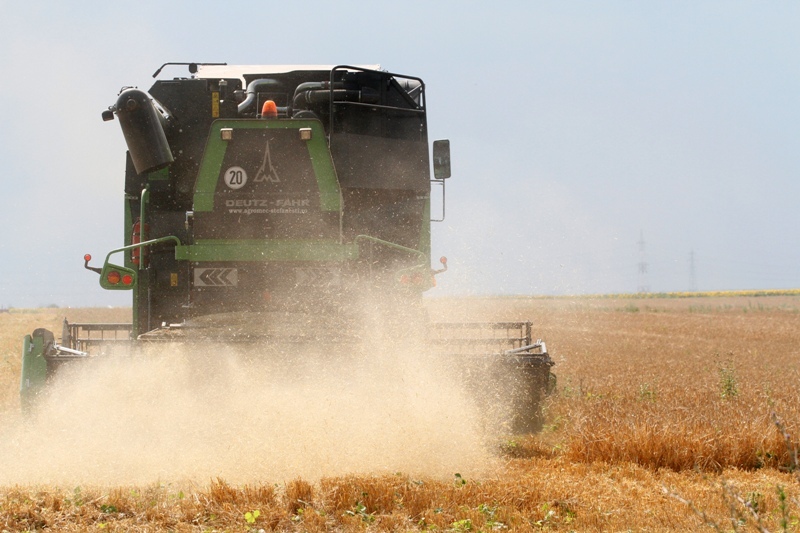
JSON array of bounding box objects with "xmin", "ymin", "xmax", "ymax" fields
[{"xmin": 21, "ymin": 63, "xmax": 553, "ymax": 432}]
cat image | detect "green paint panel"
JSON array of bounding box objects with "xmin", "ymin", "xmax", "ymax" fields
[
  {"xmin": 147, "ymin": 166, "xmax": 170, "ymax": 182},
  {"xmin": 175, "ymin": 239, "xmax": 358, "ymax": 262},
  {"xmin": 20, "ymin": 333, "xmax": 47, "ymax": 411},
  {"xmin": 420, "ymin": 196, "xmax": 432, "ymax": 257}
]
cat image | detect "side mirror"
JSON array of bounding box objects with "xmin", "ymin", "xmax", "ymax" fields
[{"xmin": 432, "ymin": 139, "xmax": 451, "ymax": 180}]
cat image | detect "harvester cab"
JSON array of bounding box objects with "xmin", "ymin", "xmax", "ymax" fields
[{"xmin": 20, "ymin": 63, "xmax": 553, "ymax": 433}]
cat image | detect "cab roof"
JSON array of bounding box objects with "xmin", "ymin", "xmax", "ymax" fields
[{"xmin": 196, "ymin": 64, "xmax": 381, "ymax": 84}]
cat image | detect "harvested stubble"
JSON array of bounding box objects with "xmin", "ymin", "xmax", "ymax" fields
[
  {"xmin": 1, "ymin": 296, "xmax": 799, "ymax": 531},
  {"xmin": 1, "ymin": 467, "xmax": 796, "ymax": 531}
]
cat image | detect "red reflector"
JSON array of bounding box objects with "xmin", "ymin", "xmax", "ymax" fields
[
  {"xmin": 84, "ymin": 254, "xmax": 92, "ymax": 262},
  {"xmin": 121, "ymin": 274, "xmax": 134, "ymax": 286},
  {"xmin": 106, "ymin": 270, "xmax": 121, "ymax": 285}
]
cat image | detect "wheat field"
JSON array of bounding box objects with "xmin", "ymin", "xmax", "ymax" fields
[{"xmin": 0, "ymin": 296, "xmax": 798, "ymax": 531}]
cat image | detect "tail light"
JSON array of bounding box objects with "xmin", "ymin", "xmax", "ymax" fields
[{"xmin": 106, "ymin": 270, "xmax": 121, "ymax": 285}]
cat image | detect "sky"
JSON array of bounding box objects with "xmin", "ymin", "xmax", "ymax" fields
[{"xmin": 0, "ymin": 1, "xmax": 798, "ymax": 307}]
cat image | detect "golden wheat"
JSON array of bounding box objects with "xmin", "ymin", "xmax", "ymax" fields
[{"xmin": 0, "ymin": 296, "xmax": 798, "ymax": 531}]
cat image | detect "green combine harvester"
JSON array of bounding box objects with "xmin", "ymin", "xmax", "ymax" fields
[{"xmin": 20, "ymin": 63, "xmax": 553, "ymax": 432}]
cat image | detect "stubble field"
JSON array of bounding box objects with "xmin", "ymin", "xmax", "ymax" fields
[{"xmin": 0, "ymin": 295, "xmax": 798, "ymax": 531}]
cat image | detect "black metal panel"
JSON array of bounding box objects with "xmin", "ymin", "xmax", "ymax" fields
[
  {"xmin": 328, "ymin": 67, "xmax": 429, "ymax": 193},
  {"xmin": 331, "ymin": 133, "xmax": 429, "ymax": 191},
  {"xmin": 124, "ymin": 152, "xmax": 147, "ymax": 196},
  {"xmin": 148, "ymin": 78, "xmax": 243, "ymax": 209},
  {"xmin": 341, "ymin": 189, "xmax": 425, "ymax": 249},
  {"xmin": 140, "ymin": 210, "xmax": 191, "ymax": 330}
]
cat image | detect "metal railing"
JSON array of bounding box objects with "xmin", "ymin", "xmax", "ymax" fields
[
  {"xmin": 62, "ymin": 320, "xmax": 133, "ymax": 353},
  {"xmin": 428, "ymin": 321, "xmax": 548, "ymax": 357}
]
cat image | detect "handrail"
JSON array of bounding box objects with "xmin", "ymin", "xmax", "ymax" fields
[
  {"xmin": 104, "ymin": 235, "xmax": 182, "ymax": 267},
  {"xmin": 353, "ymin": 234, "xmax": 426, "ymax": 263},
  {"xmin": 139, "ymin": 186, "xmax": 149, "ymax": 270}
]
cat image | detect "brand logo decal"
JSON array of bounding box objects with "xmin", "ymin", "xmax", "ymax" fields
[{"xmin": 254, "ymin": 140, "xmax": 281, "ymax": 183}]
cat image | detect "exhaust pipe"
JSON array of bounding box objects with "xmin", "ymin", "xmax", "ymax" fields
[{"xmin": 237, "ymin": 78, "xmax": 282, "ymax": 115}]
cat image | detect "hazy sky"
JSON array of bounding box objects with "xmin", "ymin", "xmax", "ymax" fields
[{"xmin": 1, "ymin": 1, "xmax": 798, "ymax": 307}]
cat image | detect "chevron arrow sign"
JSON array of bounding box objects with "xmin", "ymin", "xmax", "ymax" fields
[{"xmin": 193, "ymin": 268, "xmax": 239, "ymax": 287}]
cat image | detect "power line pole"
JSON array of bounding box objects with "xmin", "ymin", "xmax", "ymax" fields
[{"xmin": 637, "ymin": 230, "xmax": 649, "ymax": 293}]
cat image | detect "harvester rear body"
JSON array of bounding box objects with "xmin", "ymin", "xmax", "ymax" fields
[{"xmin": 21, "ymin": 63, "xmax": 553, "ymax": 432}]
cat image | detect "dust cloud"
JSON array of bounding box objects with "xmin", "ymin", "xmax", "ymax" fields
[{"xmin": 0, "ymin": 329, "xmax": 495, "ymax": 486}]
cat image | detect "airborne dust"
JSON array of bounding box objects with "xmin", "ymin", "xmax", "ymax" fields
[{"xmin": 0, "ymin": 312, "xmax": 497, "ymax": 486}]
